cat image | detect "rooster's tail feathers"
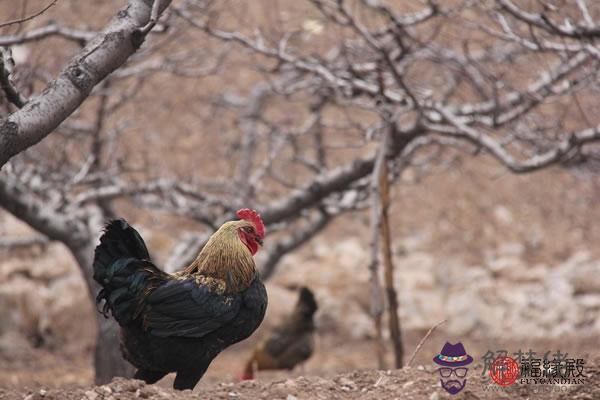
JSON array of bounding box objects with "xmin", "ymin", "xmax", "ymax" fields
[{"xmin": 93, "ymin": 219, "xmax": 164, "ymax": 326}]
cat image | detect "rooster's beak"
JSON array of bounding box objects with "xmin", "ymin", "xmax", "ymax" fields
[{"xmin": 256, "ymin": 237, "xmax": 264, "ymax": 246}]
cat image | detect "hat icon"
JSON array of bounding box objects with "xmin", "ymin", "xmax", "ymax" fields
[{"xmin": 433, "ymin": 342, "xmax": 473, "ymax": 367}]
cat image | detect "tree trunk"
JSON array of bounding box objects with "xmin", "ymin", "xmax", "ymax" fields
[
  {"xmin": 95, "ymin": 314, "xmax": 135, "ymax": 384},
  {"xmin": 368, "ymin": 134, "xmax": 387, "ymax": 370},
  {"xmin": 71, "ymin": 242, "xmax": 135, "ymax": 384}
]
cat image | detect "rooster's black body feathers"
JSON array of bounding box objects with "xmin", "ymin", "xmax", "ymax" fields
[{"xmin": 93, "ymin": 219, "xmax": 267, "ymax": 390}]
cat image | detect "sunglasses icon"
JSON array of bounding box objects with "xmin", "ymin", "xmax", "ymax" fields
[{"xmin": 439, "ymin": 367, "xmax": 468, "ymax": 378}]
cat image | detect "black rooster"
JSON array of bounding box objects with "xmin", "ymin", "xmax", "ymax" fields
[{"xmin": 93, "ymin": 209, "xmax": 268, "ymax": 390}]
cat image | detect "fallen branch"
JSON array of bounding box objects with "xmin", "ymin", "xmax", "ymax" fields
[{"xmin": 407, "ymin": 319, "xmax": 447, "ymax": 367}]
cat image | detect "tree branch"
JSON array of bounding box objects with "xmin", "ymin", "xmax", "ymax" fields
[
  {"xmin": 261, "ymin": 125, "xmax": 422, "ymax": 224},
  {"xmin": 427, "ymin": 107, "xmax": 600, "ymax": 173},
  {"xmin": 0, "ymin": 0, "xmax": 172, "ymax": 168},
  {"xmin": 259, "ymin": 210, "xmax": 332, "ymax": 280},
  {"xmin": 498, "ymin": 0, "xmax": 600, "ymax": 39},
  {"xmin": 0, "ymin": 47, "xmax": 27, "ymax": 108},
  {"xmin": 0, "ymin": 173, "xmax": 88, "ymax": 246},
  {"xmin": 0, "ymin": 0, "xmax": 58, "ymax": 29},
  {"xmin": 0, "ymin": 235, "xmax": 49, "ymax": 250},
  {"xmin": 0, "ymin": 22, "xmax": 94, "ymax": 46},
  {"xmin": 164, "ymin": 232, "xmax": 211, "ymax": 273}
]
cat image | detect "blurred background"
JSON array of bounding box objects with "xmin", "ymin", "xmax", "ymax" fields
[{"xmin": 1, "ymin": 0, "xmax": 600, "ymax": 394}]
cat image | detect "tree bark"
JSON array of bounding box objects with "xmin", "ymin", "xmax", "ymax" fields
[
  {"xmin": 95, "ymin": 315, "xmax": 135, "ymax": 384},
  {"xmin": 0, "ymin": 0, "xmax": 172, "ymax": 380},
  {"xmin": 0, "ymin": 0, "xmax": 172, "ymax": 168},
  {"xmin": 368, "ymin": 134, "xmax": 387, "ymax": 370},
  {"xmin": 70, "ymin": 242, "xmax": 135, "ymax": 384},
  {"xmin": 0, "ymin": 176, "xmax": 134, "ymax": 381}
]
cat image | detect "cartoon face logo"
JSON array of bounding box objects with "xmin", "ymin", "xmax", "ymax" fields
[
  {"xmin": 438, "ymin": 366, "xmax": 469, "ymax": 394},
  {"xmin": 433, "ymin": 342, "xmax": 473, "ymax": 395}
]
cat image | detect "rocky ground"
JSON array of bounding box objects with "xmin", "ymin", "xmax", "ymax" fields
[
  {"xmin": 1, "ymin": 332, "xmax": 598, "ymax": 400},
  {"xmin": 2, "ymin": 361, "xmax": 599, "ymax": 400}
]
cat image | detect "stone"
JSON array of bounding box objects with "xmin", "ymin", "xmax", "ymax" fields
[
  {"xmin": 570, "ymin": 263, "xmax": 600, "ymax": 294},
  {"xmin": 84, "ymin": 390, "xmax": 99, "ymax": 400},
  {"xmin": 493, "ymin": 205, "xmax": 513, "ymax": 225}
]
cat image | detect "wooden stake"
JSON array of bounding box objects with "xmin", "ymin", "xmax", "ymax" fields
[
  {"xmin": 368, "ymin": 128, "xmax": 387, "ymax": 370},
  {"xmin": 379, "ymin": 136, "xmax": 404, "ymax": 368}
]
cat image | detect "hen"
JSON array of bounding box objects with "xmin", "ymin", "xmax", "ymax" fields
[
  {"xmin": 242, "ymin": 287, "xmax": 317, "ymax": 379},
  {"xmin": 93, "ymin": 209, "xmax": 268, "ymax": 390}
]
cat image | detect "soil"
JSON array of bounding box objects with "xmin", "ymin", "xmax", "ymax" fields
[
  {"xmin": 1, "ymin": 335, "xmax": 598, "ymax": 400},
  {"xmin": 1, "ymin": 362, "xmax": 599, "ymax": 400}
]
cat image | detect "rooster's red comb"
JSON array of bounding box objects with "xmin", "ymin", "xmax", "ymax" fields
[{"xmin": 236, "ymin": 208, "xmax": 265, "ymax": 238}]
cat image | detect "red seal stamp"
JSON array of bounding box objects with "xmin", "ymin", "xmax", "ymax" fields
[{"xmin": 489, "ymin": 356, "xmax": 519, "ymax": 386}]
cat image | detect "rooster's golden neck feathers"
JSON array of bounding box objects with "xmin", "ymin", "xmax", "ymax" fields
[{"xmin": 183, "ymin": 220, "xmax": 258, "ymax": 293}]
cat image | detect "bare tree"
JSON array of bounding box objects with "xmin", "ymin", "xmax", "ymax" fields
[
  {"xmin": 2, "ymin": 0, "xmax": 600, "ymax": 381},
  {"xmin": 0, "ymin": 0, "xmax": 173, "ymax": 383},
  {"xmin": 0, "ymin": 0, "xmax": 378, "ymax": 382},
  {"xmin": 171, "ymin": 0, "xmax": 600, "ymax": 366}
]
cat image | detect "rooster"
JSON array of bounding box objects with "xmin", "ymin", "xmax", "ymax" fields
[
  {"xmin": 242, "ymin": 287, "xmax": 317, "ymax": 380},
  {"xmin": 93, "ymin": 209, "xmax": 268, "ymax": 390}
]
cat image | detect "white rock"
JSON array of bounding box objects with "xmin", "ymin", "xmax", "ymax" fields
[
  {"xmin": 402, "ymin": 380, "xmax": 414, "ymax": 389},
  {"xmin": 569, "ymin": 263, "xmax": 600, "ymax": 294},
  {"xmin": 497, "ymin": 242, "xmax": 525, "ymax": 257},
  {"xmin": 577, "ymin": 294, "xmax": 600, "ymax": 309},
  {"xmin": 85, "ymin": 390, "xmax": 99, "ymax": 400},
  {"xmin": 493, "ymin": 205, "xmax": 514, "ymax": 225}
]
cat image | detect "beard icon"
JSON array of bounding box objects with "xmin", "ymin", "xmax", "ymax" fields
[
  {"xmin": 433, "ymin": 342, "xmax": 473, "ymax": 395},
  {"xmin": 440, "ymin": 378, "xmax": 467, "ymax": 395}
]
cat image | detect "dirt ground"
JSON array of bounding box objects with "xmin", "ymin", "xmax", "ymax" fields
[
  {"xmin": 1, "ymin": 362, "xmax": 599, "ymax": 400},
  {"xmin": 1, "ymin": 334, "xmax": 598, "ymax": 400}
]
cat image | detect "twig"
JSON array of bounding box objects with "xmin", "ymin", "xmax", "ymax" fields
[
  {"xmin": 0, "ymin": 0, "xmax": 58, "ymax": 29},
  {"xmin": 0, "ymin": 47, "xmax": 27, "ymax": 107},
  {"xmin": 0, "ymin": 23, "xmax": 93, "ymax": 46},
  {"xmin": 407, "ymin": 319, "xmax": 447, "ymax": 367},
  {"xmin": 138, "ymin": 0, "xmax": 163, "ymax": 35}
]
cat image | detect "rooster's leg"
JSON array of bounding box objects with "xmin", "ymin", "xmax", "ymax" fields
[
  {"xmin": 133, "ymin": 369, "xmax": 167, "ymax": 384},
  {"xmin": 173, "ymin": 367, "xmax": 207, "ymax": 390}
]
